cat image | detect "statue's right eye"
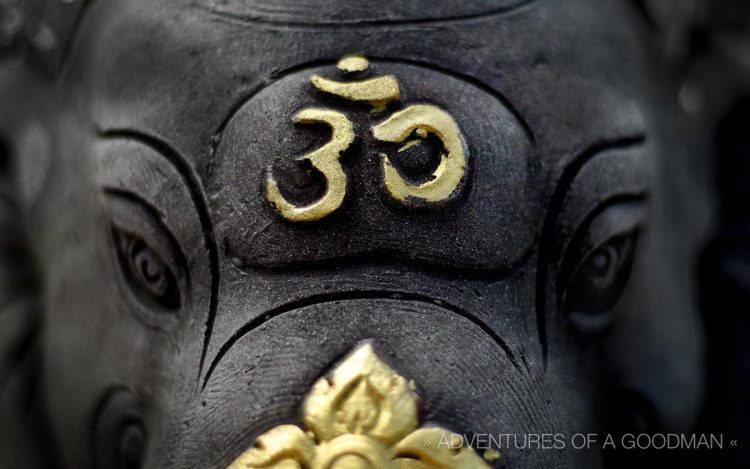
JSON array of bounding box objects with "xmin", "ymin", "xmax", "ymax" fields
[
  {"xmin": 113, "ymin": 228, "xmax": 180, "ymax": 310},
  {"xmin": 562, "ymin": 231, "xmax": 638, "ymax": 315},
  {"xmin": 557, "ymin": 200, "xmax": 645, "ymax": 335},
  {"xmin": 104, "ymin": 190, "xmax": 186, "ymax": 318}
]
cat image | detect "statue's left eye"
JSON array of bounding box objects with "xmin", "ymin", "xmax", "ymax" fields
[
  {"xmin": 563, "ymin": 233, "xmax": 637, "ymax": 315},
  {"xmin": 113, "ymin": 229, "xmax": 180, "ymax": 310},
  {"xmin": 558, "ymin": 201, "xmax": 644, "ymax": 334}
]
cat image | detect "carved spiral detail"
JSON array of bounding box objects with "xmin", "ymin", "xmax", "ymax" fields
[{"xmin": 315, "ymin": 435, "xmax": 391, "ymax": 469}]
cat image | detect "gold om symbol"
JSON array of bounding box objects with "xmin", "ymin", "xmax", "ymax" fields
[{"xmin": 266, "ymin": 55, "xmax": 467, "ymax": 222}]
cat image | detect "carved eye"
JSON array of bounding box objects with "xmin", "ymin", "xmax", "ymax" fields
[
  {"xmin": 563, "ymin": 233, "xmax": 637, "ymax": 314},
  {"xmin": 105, "ymin": 191, "xmax": 185, "ymax": 316},
  {"xmin": 559, "ymin": 201, "xmax": 644, "ymax": 333},
  {"xmin": 113, "ymin": 229, "xmax": 180, "ymax": 310}
]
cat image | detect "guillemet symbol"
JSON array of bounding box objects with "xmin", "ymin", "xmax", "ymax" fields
[
  {"xmin": 266, "ymin": 55, "xmax": 468, "ymax": 222},
  {"xmin": 227, "ymin": 343, "xmax": 492, "ymax": 469}
]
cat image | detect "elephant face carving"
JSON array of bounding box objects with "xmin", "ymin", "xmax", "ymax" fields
[{"xmin": 0, "ymin": 1, "xmax": 710, "ymax": 469}]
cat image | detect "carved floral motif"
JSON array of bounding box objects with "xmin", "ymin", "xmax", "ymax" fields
[{"xmin": 227, "ymin": 343, "xmax": 491, "ymax": 469}]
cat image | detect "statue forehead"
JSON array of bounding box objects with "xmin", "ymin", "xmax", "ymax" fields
[{"xmin": 79, "ymin": 0, "xmax": 648, "ymax": 178}]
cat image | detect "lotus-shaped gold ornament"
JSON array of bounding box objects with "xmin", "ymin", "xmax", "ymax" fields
[{"xmin": 227, "ymin": 343, "xmax": 492, "ymax": 469}]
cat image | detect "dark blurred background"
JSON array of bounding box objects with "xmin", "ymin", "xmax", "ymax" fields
[{"xmin": 626, "ymin": 1, "xmax": 750, "ymax": 468}]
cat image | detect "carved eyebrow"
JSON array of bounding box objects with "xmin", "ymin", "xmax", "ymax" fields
[
  {"xmin": 534, "ymin": 134, "xmax": 647, "ymax": 367},
  {"xmin": 97, "ymin": 128, "xmax": 221, "ymax": 384}
]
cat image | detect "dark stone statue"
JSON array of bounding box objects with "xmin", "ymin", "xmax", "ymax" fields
[{"xmin": 0, "ymin": 1, "xmax": 747, "ymax": 468}]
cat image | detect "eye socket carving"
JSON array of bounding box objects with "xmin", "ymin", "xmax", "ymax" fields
[
  {"xmin": 563, "ymin": 232, "xmax": 638, "ymax": 315},
  {"xmin": 105, "ymin": 190, "xmax": 187, "ymax": 319},
  {"xmin": 113, "ymin": 229, "xmax": 180, "ymax": 311},
  {"xmin": 558, "ymin": 201, "xmax": 644, "ymax": 332}
]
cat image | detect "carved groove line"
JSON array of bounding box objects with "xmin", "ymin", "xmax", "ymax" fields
[
  {"xmin": 194, "ymin": 0, "xmax": 537, "ymax": 29},
  {"xmin": 202, "ymin": 290, "xmax": 520, "ymax": 390},
  {"xmin": 232, "ymin": 247, "xmax": 536, "ymax": 281}
]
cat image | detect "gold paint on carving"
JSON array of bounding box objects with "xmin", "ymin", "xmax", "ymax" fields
[
  {"xmin": 483, "ymin": 449, "xmax": 501, "ymax": 462},
  {"xmin": 338, "ymin": 55, "xmax": 370, "ymax": 74},
  {"xmin": 373, "ymin": 104, "xmax": 466, "ymax": 202},
  {"xmin": 267, "ymin": 55, "xmax": 469, "ymax": 220},
  {"xmin": 266, "ymin": 108, "xmax": 354, "ymax": 222},
  {"xmin": 311, "ymin": 75, "xmax": 401, "ymax": 112},
  {"xmin": 227, "ymin": 344, "xmax": 491, "ymax": 469}
]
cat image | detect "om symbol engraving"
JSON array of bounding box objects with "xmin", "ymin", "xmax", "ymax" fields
[
  {"xmin": 266, "ymin": 109, "xmax": 354, "ymax": 223},
  {"xmin": 266, "ymin": 55, "xmax": 467, "ymax": 222}
]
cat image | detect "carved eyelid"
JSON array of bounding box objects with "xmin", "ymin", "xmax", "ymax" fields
[
  {"xmin": 569, "ymin": 201, "xmax": 644, "ymax": 263},
  {"xmin": 104, "ymin": 188, "xmax": 188, "ymax": 289},
  {"xmin": 557, "ymin": 200, "xmax": 644, "ymax": 298},
  {"xmin": 94, "ymin": 133, "xmax": 220, "ymax": 377},
  {"xmin": 534, "ymin": 137, "xmax": 648, "ymax": 361},
  {"xmin": 552, "ymin": 140, "xmax": 649, "ymax": 265},
  {"xmin": 94, "ymin": 136, "xmax": 208, "ymax": 267}
]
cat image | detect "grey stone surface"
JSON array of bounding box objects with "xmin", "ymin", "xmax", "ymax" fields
[{"xmin": 2, "ymin": 0, "xmax": 744, "ymax": 468}]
